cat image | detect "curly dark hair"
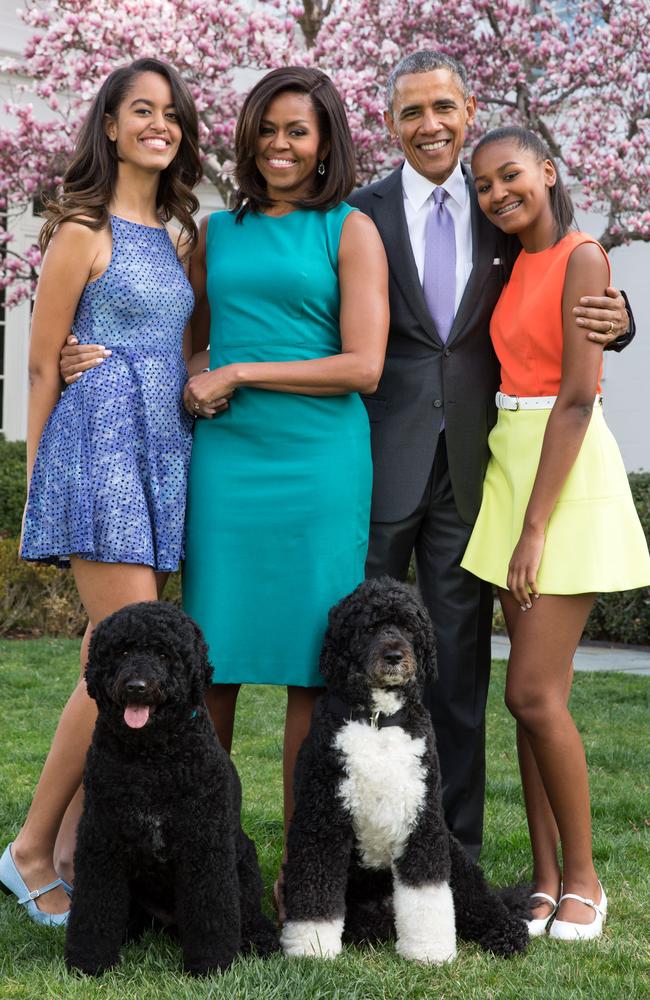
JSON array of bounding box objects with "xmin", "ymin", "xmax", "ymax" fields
[
  {"xmin": 233, "ymin": 66, "xmax": 356, "ymax": 222},
  {"xmin": 40, "ymin": 59, "xmax": 201, "ymax": 256}
]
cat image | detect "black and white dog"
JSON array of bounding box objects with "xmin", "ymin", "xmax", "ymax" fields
[{"xmin": 281, "ymin": 578, "xmax": 529, "ymax": 963}]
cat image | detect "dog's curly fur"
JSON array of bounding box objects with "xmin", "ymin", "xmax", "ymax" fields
[
  {"xmin": 65, "ymin": 602, "xmax": 278, "ymax": 977},
  {"xmin": 281, "ymin": 578, "xmax": 530, "ymax": 963}
]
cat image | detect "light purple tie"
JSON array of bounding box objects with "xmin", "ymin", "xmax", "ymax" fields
[{"xmin": 423, "ymin": 187, "xmax": 456, "ymax": 343}]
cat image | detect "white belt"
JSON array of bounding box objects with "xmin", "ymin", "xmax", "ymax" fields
[{"xmin": 495, "ymin": 392, "xmax": 603, "ymax": 411}]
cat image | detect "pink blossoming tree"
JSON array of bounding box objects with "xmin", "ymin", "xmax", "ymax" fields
[{"xmin": 1, "ymin": 0, "xmax": 648, "ymax": 304}]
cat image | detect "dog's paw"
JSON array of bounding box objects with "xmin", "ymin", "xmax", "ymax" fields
[
  {"xmin": 281, "ymin": 918, "xmax": 344, "ymax": 958},
  {"xmin": 183, "ymin": 956, "xmax": 234, "ymax": 977},
  {"xmin": 395, "ymin": 936, "xmax": 457, "ymax": 964},
  {"xmin": 478, "ymin": 917, "xmax": 529, "ymax": 957},
  {"xmin": 65, "ymin": 955, "xmax": 116, "ymax": 977},
  {"xmin": 393, "ymin": 879, "xmax": 457, "ymax": 964},
  {"xmin": 241, "ymin": 919, "xmax": 281, "ymax": 959}
]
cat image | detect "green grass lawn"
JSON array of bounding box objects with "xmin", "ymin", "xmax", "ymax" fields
[{"xmin": 1, "ymin": 639, "xmax": 648, "ymax": 1000}]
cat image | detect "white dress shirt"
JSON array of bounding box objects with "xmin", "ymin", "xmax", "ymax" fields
[{"xmin": 401, "ymin": 159, "xmax": 474, "ymax": 315}]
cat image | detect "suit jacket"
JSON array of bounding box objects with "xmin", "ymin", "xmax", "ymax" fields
[{"xmin": 348, "ymin": 164, "xmax": 503, "ymax": 526}]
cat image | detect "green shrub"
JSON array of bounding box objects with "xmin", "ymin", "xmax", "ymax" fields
[
  {"xmin": 0, "ymin": 537, "xmax": 85, "ymax": 637},
  {"xmin": 0, "ymin": 437, "xmax": 26, "ymax": 538}
]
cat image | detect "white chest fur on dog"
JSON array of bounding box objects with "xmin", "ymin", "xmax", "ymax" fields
[{"xmin": 334, "ymin": 720, "xmax": 427, "ymax": 869}]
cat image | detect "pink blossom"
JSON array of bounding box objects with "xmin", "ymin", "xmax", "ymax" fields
[{"xmin": 0, "ymin": 0, "xmax": 647, "ymax": 304}]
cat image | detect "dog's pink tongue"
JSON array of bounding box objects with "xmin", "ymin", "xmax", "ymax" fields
[{"xmin": 124, "ymin": 704, "xmax": 150, "ymax": 729}]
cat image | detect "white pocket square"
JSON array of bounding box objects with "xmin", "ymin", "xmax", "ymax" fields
[{"xmin": 492, "ymin": 257, "xmax": 501, "ymax": 265}]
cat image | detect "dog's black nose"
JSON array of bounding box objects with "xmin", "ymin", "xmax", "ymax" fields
[
  {"xmin": 384, "ymin": 650, "xmax": 403, "ymax": 665},
  {"xmin": 125, "ymin": 678, "xmax": 147, "ymax": 695}
]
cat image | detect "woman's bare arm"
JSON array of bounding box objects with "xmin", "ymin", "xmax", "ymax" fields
[{"xmin": 187, "ymin": 215, "xmax": 210, "ymax": 358}]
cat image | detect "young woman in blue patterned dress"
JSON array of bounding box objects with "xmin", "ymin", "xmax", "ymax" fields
[{"xmin": 0, "ymin": 60, "xmax": 201, "ymax": 925}]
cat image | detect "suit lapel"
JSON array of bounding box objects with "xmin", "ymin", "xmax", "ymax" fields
[
  {"xmin": 447, "ymin": 167, "xmax": 497, "ymax": 346},
  {"xmin": 371, "ymin": 168, "xmax": 441, "ymax": 344}
]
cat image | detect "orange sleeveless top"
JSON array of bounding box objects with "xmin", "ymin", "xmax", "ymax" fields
[{"xmin": 490, "ymin": 231, "xmax": 610, "ymax": 397}]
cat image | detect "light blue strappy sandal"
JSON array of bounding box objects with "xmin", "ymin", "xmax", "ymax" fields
[{"xmin": 0, "ymin": 843, "xmax": 70, "ymax": 927}]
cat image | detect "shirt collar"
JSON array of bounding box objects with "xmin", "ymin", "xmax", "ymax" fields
[{"xmin": 401, "ymin": 158, "xmax": 467, "ymax": 212}]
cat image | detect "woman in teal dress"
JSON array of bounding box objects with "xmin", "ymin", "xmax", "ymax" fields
[{"xmin": 182, "ymin": 67, "xmax": 389, "ymax": 909}]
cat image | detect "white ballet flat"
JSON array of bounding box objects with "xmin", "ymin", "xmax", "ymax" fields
[
  {"xmin": 548, "ymin": 882, "xmax": 607, "ymax": 941},
  {"xmin": 526, "ymin": 890, "xmax": 559, "ymax": 937}
]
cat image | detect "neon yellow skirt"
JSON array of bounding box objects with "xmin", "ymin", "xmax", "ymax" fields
[{"xmin": 461, "ymin": 405, "xmax": 650, "ymax": 594}]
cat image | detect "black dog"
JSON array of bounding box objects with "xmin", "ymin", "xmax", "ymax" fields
[
  {"xmin": 281, "ymin": 578, "xmax": 529, "ymax": 963},
  {"xmin": 65, "ymin": 602, "xmax": 278, "ymax": 977}
]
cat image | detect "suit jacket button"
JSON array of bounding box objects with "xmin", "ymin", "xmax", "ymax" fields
[
  {"xmin": 433, "ymin": 399, "xmax": 442, "ymax": 408},
  {"xmin": 443, "ymin": 348, "xmax": 451, "ymax": 357}
]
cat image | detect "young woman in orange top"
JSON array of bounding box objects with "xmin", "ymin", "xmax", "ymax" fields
[{"xmin": 462, "ymin": 126, "xmax": 650, "ymax": 941}]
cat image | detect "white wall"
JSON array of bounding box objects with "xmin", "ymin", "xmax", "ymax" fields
[{"xmin": 593, "ymin": 228, "xmax": 650, "ymax": 473}]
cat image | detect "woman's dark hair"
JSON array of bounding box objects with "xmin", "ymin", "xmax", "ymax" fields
[
  {"xmin": 40, "ymin": 58, "xmax": 202, "ymax": 256},
  {"xmin": 233, "ymin": 66, "xmax": 356, "ymax": 221},
  {"xmin": 472, "ymin": 126, "xmax": 575, "ymax": 279}
]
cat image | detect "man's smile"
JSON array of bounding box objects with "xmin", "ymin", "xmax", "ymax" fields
[{"xmin": 418, "ymin": 139, "xmax": 451, "ymax": 152}]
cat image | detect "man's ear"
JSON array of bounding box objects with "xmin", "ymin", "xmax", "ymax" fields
[
  {"xmin": 383, "ymin": 109, "xmax": 398, "ymax": 144},
  {"xmin": 464, "ymin": 93, "xmax": 478, "ymax": 128}
]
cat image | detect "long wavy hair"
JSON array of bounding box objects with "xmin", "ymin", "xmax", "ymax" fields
[
  {"xmin": 233, "ymin": 66, "xmax": 356, "ymax": 221},
  {"xmin": 39, "ymin": 59, "xmax": 202, "ymax": 256},
  {"xmin": 472, "ymin": 126, "xmax": 575, "ymax": 279}
]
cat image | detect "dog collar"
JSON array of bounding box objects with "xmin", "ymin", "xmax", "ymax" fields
[{"xmin": 323, "ymin": 693, "xmax": 409, "ymax": 729}]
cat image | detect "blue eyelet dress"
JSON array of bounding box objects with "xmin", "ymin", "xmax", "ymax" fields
[{"xmin": 21, "ymin": 215, "xmax": 195, "ymax": 572}]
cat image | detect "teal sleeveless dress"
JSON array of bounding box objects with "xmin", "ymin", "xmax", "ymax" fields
[{"xmin": 182, "ymin": 205, "xmax": 372, "ymax": 686}]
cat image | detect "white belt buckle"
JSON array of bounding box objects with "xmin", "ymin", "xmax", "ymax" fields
[{"xmin": 496, "ymin": 391, "xmax": 518, "ymax": 411}]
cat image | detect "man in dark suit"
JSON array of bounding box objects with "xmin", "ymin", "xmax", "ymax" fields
[{"xmin": 347, "ymin": 50, "xmax": 632, "ymax": 860}]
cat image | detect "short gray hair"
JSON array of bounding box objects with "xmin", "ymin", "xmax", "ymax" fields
[{"xmin": 386, "ymin": 50, "xmax": 470, "ymax": 109}]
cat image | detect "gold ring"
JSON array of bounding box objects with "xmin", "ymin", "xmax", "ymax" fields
[{"xmin": 608, "ymin": 321, "xmax": 614, "ymax": 334}]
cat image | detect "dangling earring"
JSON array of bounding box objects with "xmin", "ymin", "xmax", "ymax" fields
[{"xmin": 318, "ymin": 161, "xmax": 326, "ymax": 176}]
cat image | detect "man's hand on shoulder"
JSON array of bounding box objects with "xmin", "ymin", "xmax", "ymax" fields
[{"xmin": 573, "ymin": 286, "xmax": 633, "ymax": 350}]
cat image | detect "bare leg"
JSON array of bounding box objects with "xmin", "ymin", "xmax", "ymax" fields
[
  {"xmin": 501, "ymin": 590, "xmax": 599, "ymax": 924},
  {"xmin": 283, "ymin": 686, "xmax": 323, "ymax": 843},
  {"xmin": 271, "ymin": 685, "xmax": 321, "ymax": 922},
  {"xmin": 500, "ymin": 590, "xmax": 568, "ymax": 919},
  {"xmin": 204, "ymin": 684, "xmax": 241, "ymax": 755},
  {"xmin": 10, "ymin": 562, "xmax": 163, "ymax": 915}
]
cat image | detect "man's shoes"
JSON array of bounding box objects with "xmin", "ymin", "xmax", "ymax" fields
[
  {"xmin": 548, "ymin": 882, "xmax": 607, "ymax": 941},
  {"xmin": 0, "ymin": 843, "xmax": 70, "ymax": 927},
  {"xmin": 526, "ymin": 890, "xmax": 559, "ymax": 937}
]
